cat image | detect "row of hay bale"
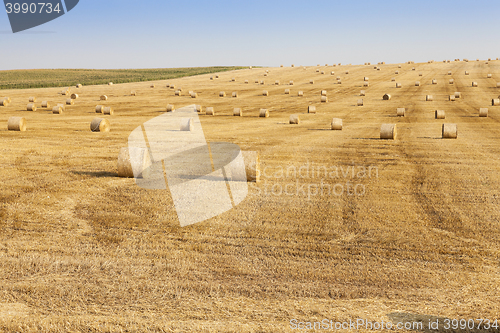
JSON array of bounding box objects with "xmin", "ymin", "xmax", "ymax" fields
[
  {"xmin": 379, "ymin": 124, "xmax": 457, "ymax": 139},
  {"xmin": 6, "ymin": 117, "xmax": 110, "ymax": 132}
]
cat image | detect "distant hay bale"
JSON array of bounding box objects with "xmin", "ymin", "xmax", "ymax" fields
[
  {"xmin": 449, "ymin": 79, "xmax": 454, "ymax": 84},
  {"xmin": 412, "ymin": 67, "xmax": 415, "ymax": 71},
  {"xmin": 95, "ymin": 105, "xmax": 105, "ymax": 113},
  {"xmin": 321, "ymin": 90, "xmax": 327, "ymax": 96},
  {"xmin": 195, "ymin": 105, "xmax": 202, "ymax": 112},
  {"xmin": 170, "ymin": 85, "xmax": 176, "ymax": 89},
  {"xmin": 415, "ymin": 81, "xmax": 420, "ymax": 86},
  {"xmin": 219, "ymin": 91, "xmax": 226, "ymax": 97},
  {"xmin": 291, "ymin": 64, "xmax": 295, "ymax": 67},
  {"xmin": 364, "ymin": 77, "xmax": 369, "ymax": 81},
  {"xmin": 255, "ymin": 79, "xmax": 259, "ymax": 83},
  {"xmin": 497, "ymin": 82, "xmax": 500, "ymax": 88},
  {"xmin": 71, "ymin": 93, "xmax": 78, "ymax": 99},
  {"xmin": 448, "ymin": 71, "xmax": 452, "ymax": 75},
  {"xmin": 289, "ymin": 114, "xmax": 300, "ymax": 124},
  {"xmin": 383, "ymin": 94, "xmax": 391, "ymax": 100},
  {"xmin": 454, "ymin": 92, "xmax": 461, "ymax": 98},
  {"xmin": 310, "ymin": 80, "xmax": 314, "ymax": 84},
  {"xmin": 180, "ymin": 118, "xmax": 193, "ymax": 131},
  {"xmin": 449, "ymin": 95, "xmax": 456, "ymax": 101},
  {"xmin": 29, "ymin": 97, "xmax": 36, "ymax": 102},
  {"xmin": 357, "ymin": 99, "xmax": 364, "ymax": 106},
  {"xmin": 232, "ymin": 92, "xmax": 238, "ymax": 98},
  {"xmin": 27, "ymin": 103, "xmax": 36, "ymax": 111},
  {"xmin": 262, "ymin": 90, "xmax": 269, "ymax": 96},
  {"xmin": 396, "ymin": 83, "xmax": 402, "ymax": 88},
  {"xmin": 336, "ymin": 76, "xmax": 341, "ymax": 80},
  {"xmin": 465, "ymin": 71, "xmax": 469, "ymax": 75},
  {"xmin": 131, "ymin": 91, "xmax": 136, "ymax": 96},
  {"xmin": 210, "ymin": 76, "xmax": 214, "ymax": 80},
  {"xmin": 308, "ymin": 106, "xmax": 316, "ymax": 113},
  {"xmin": 108, "ymin": 82, "xmax": 113, "ymax": 86},
  {"xmin": 231, "ymin": 78, "xmax": 236, "ymax": 81},
  {"xmin": 395, "ymin": 71, "xmax": 399, "ymax": 74},
  {"xmin": 298, "ymin": 91, "xmax": 304, "ymax": 96},
  {"xmin": 316, "ymin": 69, "xmax": 320, "ymax": 73},
  {"xmin": 57, "ymin": 103, "xmax": 65, "ymax": 111},
  {"xmin": 472, "ymin": 82, "xmax": 478, "ymax": 87},
  {"xmin": 426, "ymin": 95, "xmax": 433, "ymax": 101},
  {"xmin": 150, "ymin": 84, "xmax": 155, "ymax": 88},
  {"xmin": 337, "ymin": 80, "xmax": 342, "ymax": 84},
  {"xmin": 244, "ymin": 80, "xmax": 249, "ymax": 84},
  {"xmin": 275, "ymin": 80, "xmax": 280, "ymax": 85},
  {"xmin": 330, "ymin": 71, "xmax": 335, "ymax": 75},
  {"xmin": 41, "ymin": 101, "xmax": 50, "ymax": 108},
  {"xmin": 117, "ymin": 147, "xmax": 151, "ymax": 178},
  {"xmin": 206, "ymin": 107, "xmax": 215, "ymax": 115},
  {"xmin": 487, "ymin": 74, "xmax": 492, "ymax": 78},
  {"xmin": 100, "ymin": 95, "xmax": 108, "ymax": 101},
  {"xmin": 103, "ymin": 107, "xmax": 114, "ymax": 115},
  {"xmin": 435, "ymin": 110, "xmax": 445, "ymax": 119},
  {"xmin": 191, "ymin": 92, "xmax": 198, "ymax": 98},
  {"xmin": 215, "ymin": 75, "xmax": 219, "ymax": 78},
  {"xmin": 233, "ymin": 108, "xmax": 242, "ymax": 116},
  {"xmin": 419, "ymin": 73, "xmax": 423, "ymax": 76},
  {"xmin": 280, "ymin": 65, "xmax": 283, "ymax": 67},
  {"xmin": 321, "ymin": 71, "xmax": 325, "ymax": 74},
  {"xmin": 260, "ymin": 80, "xmax": 265, "ymax": 85},
  {"xmin": 331, "ymin": 118, "xmax": 342, "ymax": 130},
  {"xmin": 442, "ymin": 123, "xmax": 457, "ymax": 138},
  {"xmin": 397, "ymin": 108, "xmax": 405, "ymax": 117},
  {"xmin": 166, "ymin": 104, "xmax": 175, "ymax": 112},
  {"xmin": 0, "ymin": 99, "xmax": 9, "ymax": 106},
  {"xmin": 66, "ymin": 99, "xmax": 74, "ymax": 105},
  {"xmin": 90, "ymin": 118, "xmax": 110, "ymax": 132},
  {"xmin": 432, "ymin": 79, "xmax": 437, "ymax": 84},
  {"xmin": 492, "ymin": 99, "xmax": 500, "ymax": 106},
  {"xmin": 360, "ymin": 90, "xmax": 365, "ymax": 96},
  {"xmin": 76, "ymin": 84, "xmax": 82, "ymax": 88},
  {"xmin": 264, "ymin": 73, "xmax": 268, "ymax": 76},
  {"xmin": 289, "ymin": 80, "xmax": 294, "ymax": 85},
  {"xmin": 52, "ymin": 106, "xmax": 63, "ymax": 114},
  {"xmin": 345, "ymin": 71, "xmax": 349, "ymax": 74},
  {"xmin": 285, "ymin": 89, "xmax": 290, "ymax": 94},
  {"xmin": 380, "ymin": 124, "xmax": 396, "ymax": 139},
  {"xmin": 480, "ymin": 108, "xmax": 489, "ymax": 117},
  {"xmin": 363, "ymin": 82, "xmax": 369, "ymax": 87},
  {"xmin": 391, "ymin": 78, "xmax": 396, "ymax": 82},
  {"xmin": 321, "ymin": 96, "xmax": 328, "ymax": 102},
  {"xmin": 7, "ymin": 117, "xmax": 26, "ymax": 131},
  {"xmin": 175, "ymin": 90, "xmax": 182, "ymax": 96},
  {"xmin": 166, "ymin": 83, "xmax": 171, "ymax": 87},
  {"xmin": 259, "ymin": 109, "xmax": 269, "ymax": 117}
]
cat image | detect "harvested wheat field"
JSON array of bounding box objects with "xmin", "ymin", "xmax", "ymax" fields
[{"xmin": 1, "ymin": 60, "xmax": 500, "ymax": 332}]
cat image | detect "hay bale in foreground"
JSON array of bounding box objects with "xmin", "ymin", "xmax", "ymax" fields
[
  {"xmin": 289, "ymin": 114, "xmax": 300, "ymax": 124},
  {"xmin": 442, "ymin": 124, "xmax": 457, "ymax": 138},
  {"xmin": 383, "ymin": 94, "xmax": 391, "ymax": 100},
  {"xmin": 7, "ymin": 117, "xmax": 26, "ymax": 131},
  {"xmin": 357, "ymin": 99, "xmax": 364, "ymax": 106},
  {"xmin": 435, "ymin": 110, "xmax": 445, "ymax": 119},
  {"xmin": 71, "ymin": 93, "xmax": 79, "ymax": 99},
  {"xmin": 206, "ymin": 107, "xmax": 214, "ymax": 115},
  {"xmin": 308, "ymin": 106, "xmax": 316, "ymax": 114},
  {"xmin": 180, "ymin": 118, "xmax": 193, "ymax": 131},
  {"xmin": 397, "ymin": 108, "xmax": 405, "ymax": 117},
  {"xmin": 66, "ymin": 99, "xmax": 74, "ymax": 105},
  {"xmin": 380, "ymin": 124, "xmax": 396, "ymax": 139},
  {"xmin": 100, "ymin": 95, "xmax": 108, "ymax": 101},
  {"xmin": 331, "ymin": 118, "xmax": 342, "ymax": 130},
  {"xmin": 426, "ymin": 95, "xmax": 433, "ymax": 101},
  {"xmin": 27, "ymin": 103, "xmax": 36, "ymax": 111},
  {"xmin": 233, "ymin": 108, "xmax": 242, "ymax": 116},
  {"xmin": 52, "ymin": 106, "xmax": 63, "ymax": 114},
  {"xmin": 0, "ymin": 99, "xmax": 9, "ymax": 106},
  {"xmin": 90, "ymin": 118, "xmax": 110, "ymax": 132},
  {"xmin": 492, "ymin": 99, "xmax": 500, "ymax": 106},
  {"xmin": 41, "ymin": 101, "xmax": 50, "ymax": 108},
  {"xmin": 480, "ymin": 108, "xmax": 489, "ymax": 117},
  {"xmin": 259, "ymin": 109, "xmax": 269, "ymax": 117},
  {"xmin": 103, "ymin": 107, "xmax": 114, "ymax": 115},
  {"xmin": 166, "ymin": 104, "xmax": 175, "ymax": 112},
  {"xmin": 117, "ymin": 147, "xmax": 151, "ymax": 178}
]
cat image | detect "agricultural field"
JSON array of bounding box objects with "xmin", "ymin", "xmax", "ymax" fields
[{"xmin": 1, "ymin": 60, "xmax": 500, "ymax": 332}]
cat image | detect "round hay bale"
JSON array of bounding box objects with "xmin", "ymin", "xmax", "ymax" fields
[
  {"xmin": 275, "ymin": 80, "xmax": 280, "ymax": 85},
  {"xmin": 90, "ymin": 118, "xmax": 110, "ymax": 132},
  {"xmin": 166, "ymin": 104, "xmax": 175, "ymax": 112},
  {"xmin": 289, "ymin": 114, "xmax": 300, "ymax": 124},
  {"xmin": 321, "ymin": 71, "xmax": 325, "ymax": 74},
  {"xmin": 480, "ymin": 108, "xmax": 489, "ymax": 117},
  {"xmin": 210, "ymin": 76, "xmax": 213, "ymax": 80},
  {"xmin": 321, "ymin": 96, "xmax": 328, "ymax": 103},
  {"xmin": 298, "ymin": 91, "xmax": 304, "ymax": 96},
  {"xmin": 262, "ymin": 90, "xmax": 269, "ymax": 96},
  {"xmin": 280, "ymin": 65, "xmax": 283, "ymax": 67},
  {"xmin": 465, "ymin": 71, "xmax": 469, "ymax": 75},
  {"xmin": 66, "ymin": 99, "xmax": 74, "ymax": 105},
  {"xmin": 170, "ymin": 85, "xmax": 176, "ymax": 89},
  {"xmin": 435, "ymin": 110, "xmax": 445, "ymax": 119},
  {"xmin": 449, "ymin": 95, "xmax": 456, "ymax": 101},
  {"xmin": 191, "ymin": 92, "xmax": 198, "ymax": 98},
  {"xmin": 41, "ymin": 101, "xmax": 50, "ymax": 108},
  {"xmin": 395, "ymin": 71, "xmax": 399, "ymax": 74},
  {"xmin": 308, "ymin": 106, "xmax": 316, "ymax": 114},
  {"xmin": 426, "ymin": 95, "xmax": 433, "ymax": 101},
  {"xmin": 345, "ymin": 71, "xmax": 349, "ymax": 74},
  {"xmin": 103, "ymin": 107, "xmax": 114, "ymax": 115},
  {"xmin": 108, "ymin": 82, "xmax": 113, "ymax": 85},
  {"xmin": 487, "ymin": 74, "xmax": 492, "ymax": 78},
  {"xmin": 0, "ymin": 99, "xmax": 9, "ymax": 106},
  {"xmin": 52, "ymin": 106, "xmax": 63, "ymax": 114},
  {"xmin": 180, "ymin": 118, "xmax": 193, "ymax": 131},
  {"xmin": 396, "ymin": 83, "xmax": 402, "ymax": 88},
  {"xmin": 289, "ymin": 80, "xmax": 294, "ymax": 85},
  {"xmin": 360, "ymin": 90, "xmax": 366, "ymax": 96},
  {"xmin": 330, "ymin": 71, "xmax": 335, "ymax": 75},
  {"xmin": 412, "ymin": 67, "xmax": 416, "ymax": 71},
  {"xmin": 150, "ymin": 84, "xmax": 155, "ymax": 88},
  {"xmin": 57, "ymin": 103, "xmax": 65, "ymax": 111},
  {"xmin": 415, "ymin": 81, "xmax": 420, "ymax": 86},
  {"xmin": 285, "ymin": 89, "xmax": 290, "ymax": 94},
  {"xmin": 7, "ymin": 117, "xmax": 26, "ymax": 131},
  {"xmin": 264, "ymin": 73, "xmax": 268, "ymax": 77},
  {"xmin": 215, "ymin": 75, "xmax": 219, "ymax": 79},
  {"xmin": 391, "ymin": 77, "xmax": 396, "ymax": 82},
  {"xmin": 100, "ymin": 95, "xmax": 108, "ymax": 101},
  {"xmin": 29, "ymin": 97, "xmax": 36, "ymax": 103},
  {"xmin": 260, "ymin": 81, "xmax": 265, "ymax": 85},
  {"xmin": 496, "ymin": 82, "xmax": 500, "ymax": 88},
  {"xmin": 232, "ymin": 92, "xmax": 238, "ymax": 98},
  {"xmin": 380, "ymin": 124, "xmax": 396, "ymax": 139},
  {"xmin": 419, "ymin": 73, "xmax": 423, "ymax": 76},
  {"xmin": 196, "ymin": 105, "xmax": 202, "ymax": 113},
  {"xmin": 95, "ymin": 105, "xmax": 105, "ymax": 113},
  {"xmin": 383, "ymin": 94, "xmax": 391, "ymax": 100},
  {"xmin": 316, "ymin": 69, "xmax": 320, "ymax": 73},
  {"xmin": 206, "ymin": 107, "xmax": 215, "ymax": 115},
  {"xmin": 472, "ymin": 82, "xmax": 478, "ymax": 87},
  {"xmin": 357, "ymin": 99, "xmax": 364, "ymax": 106},
  {"xmin": 442, "ymin": 123, "xmax": 457, "ymax": 138},
  {"xmin": 432, "ymin": 79, "xmax": 437, "ymax": 84},
  {"xmin": 233, "ymin": 108, "xmax": 242, "ymax": 116},
  {"xmin": 449, "ymin": 79, "xmax": 454, "ymax": 84},
  {"xmin": 27, "ymin": 103, "xmax": 36, "ymax": 111},
  {"xmin": 397, "ymin": 108, "xmax": 405, "ymax": 117},
  {"xmin": 231, "ymin": 78, "xmax": 236, "ymax": 82},
  {"xmin": 76, "ymin": 84, "xmax": 82, "ymax": 88},
  {"xmin": 364, "ymin": 77, "xmax": 369, "ymax": 81},
  {"xmin": 492, "ymin": 99, "xmax": 500, "ymax": 106},
  {"xmin": 336, "ymin": 76, "xmax": 341, "ymax": 80},
  {"xmin": 455, "ymin": 92, "xmax": 461, "ymax": 98},
  {"xmin": 175, "ymin": 90, "xmax": 182, "ymax": 96},
  {"xmin": 244, "ymin": 80, "xmax": 249, "ymax": 84},
  {"xmin": 71, "ymin": 93, "xmax": 79, "ymax": 99},
  {"xmin": 291, "ymin": 64, "xmax": 295, "ymax": 67},
  {"xmin": 131, "ymin": 91, "xmax": 137, "ymax": 96},
  {"xmin": 219, "ymin": 91, "xmax": 226, "ymax": 97},
  {"xmin": 321, "ymin": 90, "xmax": 327, "ymax": 96},
  {"xmin": 363, "ymin": 82, "xmax": 369, "ymax": 87},
  {"xmin": 310, "ymin": 80, "xmax": 314, "ymax": 84},
  {"xmin": 117, "ymin": 147, "xmax": 151, "ymax": 178},
  {"xmin": 331, "ymin": 118, "xmax": 342, "ymax": 130},
  {"xmin": 259, "ymin": 109, "xmax": 269, "ymax": 117},
  {"xmin": 337, "ymin": 80, "xmax": 342, "ymax": 84},
  {"xmin": 448, "ymin": 71, "xmax": 452, "ymax": 75}
]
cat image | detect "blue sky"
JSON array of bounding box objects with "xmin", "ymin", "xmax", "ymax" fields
[{"xmin": 0, "ymin": 0, "xmax": 499, "ymax": 70}]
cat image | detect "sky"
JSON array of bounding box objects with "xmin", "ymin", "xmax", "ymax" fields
[{"xmin": 0, "ymin": 0, "xmax": 499, "ymax": 70}]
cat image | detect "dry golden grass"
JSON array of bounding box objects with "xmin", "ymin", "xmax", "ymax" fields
[{"xmin": 1, "ymin": 61, "xmax": 500, "ymax": 332}]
